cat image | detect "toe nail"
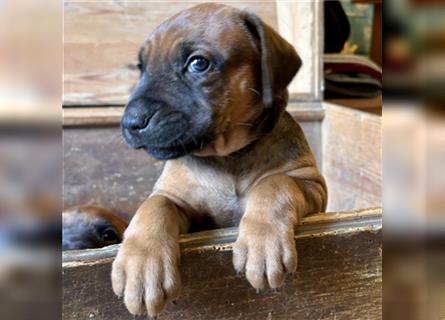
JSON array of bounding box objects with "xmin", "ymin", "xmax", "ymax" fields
[
  {"xmin": 256, "ymin": 288, "xmax": 261, "ymax": 294},
  {"xmin": 272, "ymin": 288, "xmax": 280, "ymax": 293}
]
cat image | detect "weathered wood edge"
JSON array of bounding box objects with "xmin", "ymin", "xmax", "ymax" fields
[
  {"xmin": 62, "ymin": 94, "xmax": 320, "ymax": 108},
  {"xmin": 62, "ymin": 104, "xmax": 325, "ymax": 127},
  {"xmin": 62, "ymin": 207, "xmax": 382, "ymax": 268},
  {"xmin": 62, "ymin": 107, "xmax": 123, "ymax": 126}
]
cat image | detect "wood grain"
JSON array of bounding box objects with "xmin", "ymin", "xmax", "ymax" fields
[
  {"xmin": 62, "ymin": 104, "xmax": 325, "ymax": 126},
  {"xmin": 276, "ymin": 0, "xmax": 323, "ymax": 100},
  {"xmin": 63, "ymin": 1, "xmax": 278, "ymax": 106},
  {"xmin": 63, "ymin": 207, "xmax": 382, "ymax": 265},
  {"xmin": 63, "ymin": 107, "xmax": 123, "ymax": 126},
  {"xmin": 62, "ymin": 208, "xmax": 382, "ymax": 320},
  {"xmin": 63, "ymin": 125, "xmax": 163, "ymax": 220},
  {"xmin": 322, "ymin": 103, "xmax": 382, "ymax": 211},
  {"xmin": 63, "ymin": 1, "xmax": 323, "ymax": 105}
]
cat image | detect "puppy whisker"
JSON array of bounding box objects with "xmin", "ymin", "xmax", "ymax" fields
[
  {"xmin": 109, "ymin": 132, "xmax": 125, "ymax": 145},
  {"xmin": 248, "ymin": 87, "xmax": 261, "ymax": 97},
  {"xmin": 226, "ymin": 120, "xmax": 253, "ymax": 127},
  {"xmin": 189, "ymin": 134, "xmax": 198, "ymax": 146}
]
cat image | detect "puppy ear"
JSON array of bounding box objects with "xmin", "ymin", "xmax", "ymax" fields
[{"xmin": 241, "ymin": 11, "xmax": 302, "ymax": 108}]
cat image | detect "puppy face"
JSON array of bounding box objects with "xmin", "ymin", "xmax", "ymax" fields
[
  {"xmin": 62, "ymin": 206, "xmax": 127, "ymax": 250},
  {"xmin": 121, "ymin": 3, "xmax": 301, "ymax": 159}
]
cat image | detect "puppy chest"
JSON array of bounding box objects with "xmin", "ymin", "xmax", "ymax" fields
[{"xmin": 192, "ymin": 174, "xmax": 247, "ymax": 226}]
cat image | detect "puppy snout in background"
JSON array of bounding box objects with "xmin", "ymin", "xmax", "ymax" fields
[{"xmin": 62, "ymin": 205, "xmax": 128, "ymax": 250}]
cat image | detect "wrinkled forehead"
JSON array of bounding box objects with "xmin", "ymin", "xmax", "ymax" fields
[{"xmin": 140, "ymin": 5, "xmax": 254, "ymax": 63}]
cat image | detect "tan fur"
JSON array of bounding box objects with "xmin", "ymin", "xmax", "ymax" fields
[
  {"xmin": 194, "ymin": 60, "xmax": 259, "ymax": 157},
  {"xmin": 112, "ymin": 195, "xmax": 188, "ymax": 315},
  {"xmin": 112, "ymin": 3, "xmax": 327, "ymax": 317}
]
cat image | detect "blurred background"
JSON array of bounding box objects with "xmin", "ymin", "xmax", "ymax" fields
[
  {"xmin": 0, "ymin": 0, "xmax": 60, "ymax": 319},
  {"xmin": 384, "ymin": 0, "xmax": 445, "ymax": 319},
  {"xmin": 0, "ymin": 0, "xmax": 444, "ymax": 319}
]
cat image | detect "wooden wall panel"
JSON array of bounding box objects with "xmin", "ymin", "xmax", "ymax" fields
[
  {"xmin": 63, "ymin": 1, "xmax": 323, "ymax": 105},
  {"xmin": 276, "ymin": 0, "xmax": 323, "ymax": 101},
  {"xmin": 63, "ymin": 126, "xmax": 162, "ymax": 219},
  {"xmin": 62, "ymin": 106, "xmax": 323, "ymax": 216},
  {"xmin": 322, "ymin": 103, "xmax": 382, "ymax": 211},
  {"xmin": 63, "ymin": 103, "xmax": 382, "ymax": 216},
  {"xmin": 63, "ymin": 1, "xmax": 277, "ymax": 105}
]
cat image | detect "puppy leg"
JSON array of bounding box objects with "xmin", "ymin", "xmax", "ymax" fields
[
  {"xmin": 233, "ymin": 174, "xmax": 325, "ymax": 290},
  {"xmin": 111, "ymin": 195, "xmax": 189, "ymax": 317}
]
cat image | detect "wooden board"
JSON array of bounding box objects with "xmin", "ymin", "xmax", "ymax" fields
[
  {"xmin": 63, "ymin": 125, "xmax": 164, "ymax": 220},
  {"xmin": 63, "ymin": 208, "xmax": 382, "ymax": 320},
  {"xmin": 322, "ymin": 103, "xmax": 382, "ymax": 212},
  {"xmin": 63, "ymin": 104, "xmax": 325, "ymax": 127},
  {"xmin": 276, "ymin": 0, "xmax": 323, "ymax": 100},
  {"xmin": 325, "ymin": 96, "xmax": 382, "ymax": 115},
  {"xmin": 63, "ymin": 1, "xmax": 322, "ymax": 105},
  {"xmin": 62, "ymin": 105, "xmax": 324, "ymax": 217},
  {"xmin": 63, "ymin": 1, "xmax": 277, "ymax": 105}
]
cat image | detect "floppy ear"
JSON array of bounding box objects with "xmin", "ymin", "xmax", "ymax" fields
[{"xmin": 241, "ymin": 11, "xmax": 302, "ymax": 108}]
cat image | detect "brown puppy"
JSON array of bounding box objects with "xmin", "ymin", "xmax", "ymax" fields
[
  {"xmin": 63, "ymin": 205, "xmax": 127, "ymax": 250},
  {"xmin": 113, "ymin": 3, "xmax": 327, "ymax": 317}
]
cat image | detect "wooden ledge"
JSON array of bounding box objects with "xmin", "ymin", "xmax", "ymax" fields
[
  {"xmin": 63, "ymin": 107, "xmax": 123, "ymax": 126},
  {"xmin": 63, "ymin": 207, "xmax": 382, "ymax": 267},
  {"xmin": 63, "ymin": 207, "xmax": 382, "ymax": 319},
  {"xmin": 62, "ymin": 103, "xmax": 325, "ymax": 127}
]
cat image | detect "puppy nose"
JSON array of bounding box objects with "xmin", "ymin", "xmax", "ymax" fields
[
  {"xmin": 122, "ymin": 112, "xmax": 150, "ymax": 131},
  {"xmin": 121, "ymin": 99, "xmax": 152, "ymax": 132}
]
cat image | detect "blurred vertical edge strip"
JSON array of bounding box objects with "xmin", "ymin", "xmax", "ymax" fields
[
  {"xmin": 0, "ymin": 0, "xmax": 62, "ymax": 319},
  {"xmin": 384, "ymin": 0, "xmax": 445, "ymax": 319}
]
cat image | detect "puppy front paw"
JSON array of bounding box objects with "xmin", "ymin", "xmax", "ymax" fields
[
  {"xmin": 111, "ymin": 235, "xmax": 181, "ymax": 317},
  {"xmin": 232, "ymin": 217, "xmax": 298, "ymax": 290}
]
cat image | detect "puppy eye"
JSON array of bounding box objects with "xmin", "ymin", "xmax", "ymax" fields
[
  {"xmin": 101, "ymin": 227, "xmax": 119, "ymax": 243},
  {"xmin": 187, "ymin": 56, "xmax": 210, "ymax": 73}
]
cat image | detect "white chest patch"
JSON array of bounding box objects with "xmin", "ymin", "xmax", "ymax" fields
[{"xmin": 192, "ymin": 168, "xmax": 247, "ymax": 224}]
